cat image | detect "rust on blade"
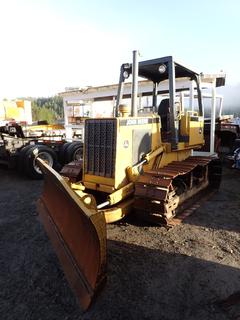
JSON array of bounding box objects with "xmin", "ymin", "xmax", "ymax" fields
[{"xmin": 37, "ymin": 159, "xmax": 107, "ymax": 311}]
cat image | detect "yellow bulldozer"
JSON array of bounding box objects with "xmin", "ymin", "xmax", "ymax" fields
[{"xmin": 37, "ymin": 52, "xmax": 224, "ymax": 310}]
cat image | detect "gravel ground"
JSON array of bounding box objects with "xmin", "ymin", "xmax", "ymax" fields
[{"xmin": 1, "ymin": 165, "xmax": 240, "ymax": 320}]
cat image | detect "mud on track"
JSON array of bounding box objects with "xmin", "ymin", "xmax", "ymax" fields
[{"xmin": 0, "ymin": 165, "xmax": 240, "ymax": 320}]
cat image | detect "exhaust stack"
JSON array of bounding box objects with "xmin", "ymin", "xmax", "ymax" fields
[{"xmin": 131, "ymin": 50, "xmax": 138, "ymax": 117}]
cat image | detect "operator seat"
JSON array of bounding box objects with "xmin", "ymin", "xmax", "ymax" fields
[{"xmin": 158, "ymin": 99, "xmax": 171, "ymax": 142}]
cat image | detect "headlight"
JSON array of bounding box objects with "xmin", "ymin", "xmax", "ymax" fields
[
  {"xmin": 158, "ymin": 64, "xmax": 167, "ymax": 74},
  {"xmin": 123, "ymin": 70, "xmax": 129, "ymax": 79}
]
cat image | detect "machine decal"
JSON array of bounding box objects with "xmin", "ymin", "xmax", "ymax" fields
[{"xmin": 120, "ymin": 118, "xmax": 159, "ymax": 126}]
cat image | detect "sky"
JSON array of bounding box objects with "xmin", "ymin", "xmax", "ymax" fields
[{"xmin": 0, "ymin": 0, "xmax": 239, "ymax": 103}]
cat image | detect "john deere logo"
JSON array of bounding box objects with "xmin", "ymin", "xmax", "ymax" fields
[{"xmin": 123, "ymin": 140, "xmax": 129, "ymax": 148}]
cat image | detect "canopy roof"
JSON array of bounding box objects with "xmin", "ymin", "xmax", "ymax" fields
[{"xmin": 123, "ymin": 56, "xmax": 199, "ymax": 83}]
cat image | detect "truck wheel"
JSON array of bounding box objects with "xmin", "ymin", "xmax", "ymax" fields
[
  {"xmin": 24, "ymin": 145, "xmax": 58, "ymax": 179},
  {"xmin": 58, "ymin": 142, "xmax": 72, "ymax": 165},
  {"xmin": 18, "ymin": 144, "xmax": 35, "ymax": 173},
  {"xmin": 65, "ymin": 142, "xmax": 83, "ymax": 163}
]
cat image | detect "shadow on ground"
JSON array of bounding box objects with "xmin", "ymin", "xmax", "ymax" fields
[{"xmin": 181, "ymin": 167, "xmax": 240, "ymax": 233}]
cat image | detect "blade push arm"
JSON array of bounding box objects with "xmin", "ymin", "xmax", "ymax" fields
[{"xmin": 127, "ymin": 146, "xmax": 165, "ymax": 181}]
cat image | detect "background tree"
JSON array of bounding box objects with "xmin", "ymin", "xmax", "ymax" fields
[{"xmin": 29, "ymin": 96, "xmax": 63, "ymax": 123}]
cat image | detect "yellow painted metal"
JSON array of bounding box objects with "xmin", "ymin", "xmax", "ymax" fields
[
  {"xmin": 97, "ymin": 184, "xmax": 116, "ymax": 193},
  {"xmin": 126, "ymin": 165, "xmax": 142, "ymax": 182},
  {"xmin": 69, "ymin": 172, "xmax": 133, "ymax": 223},
  {"xmin": 71, "ymin": 182, "xmax": 85, "ymax": 191},
  {"xmin": 84, "ymin": 175, "xmax": 115, "ymax": 188},
  {"xmin": 180, "ymin": 114, "xmax": 189, "ymax": 136},
  {"xmin": 144, "ymin": 146, "xmax": 165, "ymax": 164},
  {"xmin": 143, "ymin": 148, "xmax": 192, "ymax": 171},
  {"xmin": 73, "ymin": 189, "xmax": 97, "ymax": 208},
  {"xmin": 107, "ymin": 182, "xmax": 134, "ymax": 206},
  {"xmin": 83, "ymin": 114, "xmax": 161, "ymax": 191},
  {"xmin": 126, "ymin": 146, "xmax": 165, "ymax": 181},
  {"xmin": 176, "ymin": 142, "xmax": 186, "ymax": 150},
  {"xmin": 83, "ymin": 110, "xmax": 204, "ymax": 194},
  {"xmin": 102, "ymin": 198, "xmax": 134, "ymax": 223},
  {"xmin": 189, "ymin": 117, "xmax": 204, "ymax": 146},
  {"xmin": 180, "ymin": 112, "xmax": 204, "ymax": 147},
  {"xmin": 84, "ymin": 180, "xmax": 115, "ymax": 193},
  {"xmin": 113, "ymin": 115, "xmax": 161, "ymax": 189}
]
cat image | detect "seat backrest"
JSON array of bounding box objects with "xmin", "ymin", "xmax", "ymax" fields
[
  {"xmin": 158, "ymin": 99, "xmax": 170, "ymax": 132},
  {"xmin": 158, "ymin": 98, "xmax": 170, "ymax": 117}
]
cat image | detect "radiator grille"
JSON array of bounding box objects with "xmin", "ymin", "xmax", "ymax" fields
[{"xmin": 84, "ymin": 119, "xmax": 117, "ymax": 177}]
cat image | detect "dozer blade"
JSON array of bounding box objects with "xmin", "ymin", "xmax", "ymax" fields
[{"xmin": 36, "ymin": 159, "xmax": 107, "ymax": 311}]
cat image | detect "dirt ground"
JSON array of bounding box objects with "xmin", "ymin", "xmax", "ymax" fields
[{"xmin": 1, "ymin": 165, "xmax": 240, "ymax": 320}]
